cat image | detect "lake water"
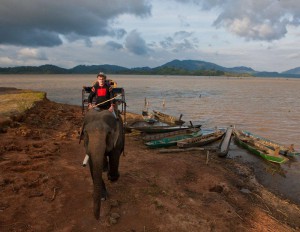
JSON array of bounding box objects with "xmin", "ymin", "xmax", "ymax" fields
[{"xmin": 1, "ymin": 74, "xmax": 300, "ymax": 204}]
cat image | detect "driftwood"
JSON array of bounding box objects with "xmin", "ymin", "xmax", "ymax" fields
[
  {"xmin": 206, "ymin": 151, "xmax": 210, "ymax": 165},
  {"xmin": 218, "ymin": 127, "xmax": 233, "ymax": 157},
  {"xmin": 158, "ymin": 147, "xmax": 217, "ymax": 153}
]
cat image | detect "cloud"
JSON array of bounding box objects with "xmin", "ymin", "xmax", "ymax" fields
[
  {"xmin": 159, "ymin": 31, "xmax": 197, "ymax": 52},
  {"xmin": 160, "ymin": 37, "xmax": 174, "ymax": 49},
  {"xmin": 178, "ymin": 15, "xmax": 190, "ymax": 27},
  {"xmin": 174, "ymin": 31, "xmax": 193, "ymax": 40},
  {"xmin": 175, "ymin": 0, "xmax": 300, "ymax": 41},
  {"xmin": 0, "ymin": 0, "xmax": 151, "ymax": 47},
  {"xmin": 111, "ymin": 29, "xmax": 127, "ymax": 39},
  {"xmin": 18, "ymin": 48, "xmax": 47, "ymax": 60},
  {"xmin": 172, "ymin": 39, "xmax": 197, "ymax": 52},
  {"xmin": 0, "ymin": 57, "xmax": 14, "ymax": 67},
  {"xmin": 125, "ymin": 30, "xmax": 149, "ymax": 55},
  {"xmin": 105, "ymin": 41, "xmax": 124, "ymax": 51}
]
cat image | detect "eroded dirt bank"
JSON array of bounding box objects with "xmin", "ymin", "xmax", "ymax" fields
[{"xmin": 0, "ymin": 97, "xmax": 300, "ymax": 232}]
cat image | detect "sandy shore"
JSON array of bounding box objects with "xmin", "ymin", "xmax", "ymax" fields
[{"xmin": 0, "ymin": 89, "xmax": 299, "ymax": 231}]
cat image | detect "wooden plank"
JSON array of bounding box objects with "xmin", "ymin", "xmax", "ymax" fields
[{"xmin": 218, "ymin": 127, "xmax": 233, "ymax": 157}]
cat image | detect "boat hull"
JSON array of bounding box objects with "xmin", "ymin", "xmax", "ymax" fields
[
  {"xmin": 142, "ymin": 128, "xmax": 200, "ymax": 142},
  {"xmin": 242, "ymin": 131, "xmax": 299, "ymax": 157},
  {"xmin": 177, "ymin": 130, "xmax": 224, "ymax": 148},
  {"xmin": 145, "ymin": 130, "xmax": 202, "ymax": 148},
  {"xmin": 153, "ymin": 110, "xmax": 185, "ymax": 125},
  {"xmin": 128, "ymin": 124, "xmax": 201, "ymax": 134},
  {"xmin": 233, "ymin": 130, "xmax": 288, "ymax": 164}
]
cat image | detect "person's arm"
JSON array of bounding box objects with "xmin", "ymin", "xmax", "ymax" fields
[
  {"xmin": 108, "ymin": 87, "xmax": 115, "ymax": 112},
  {"xmin": 88, "ymin": 87, "xmax": 96, "ymax": 108}
]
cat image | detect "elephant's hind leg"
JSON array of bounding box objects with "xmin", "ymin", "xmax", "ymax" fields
[
  {"xmin": 103, "ymin": 156, "xmax": 108, "ymax": 172},
  {"xmin": 107, "ymin": 153, "xmax": 120, "ymax": 182}
]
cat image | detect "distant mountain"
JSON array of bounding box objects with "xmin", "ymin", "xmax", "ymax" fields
[
  {"xmin": 0, "ymin": 59, "xmax": 299, "ymax": 78},
  {"xmin": 0, "ymin": 64, "xmax": 68, "ymax": 74},
  {"xmin": 157, "ymin": 59, "xmax": 255, "ymax": 74},
  {"xmin": 158, "ymin": 59, "xmax": 225, "ymax": 71},
  {"xmin": 282, "ymin": 67, "xmax": 300, "ymax": 75},
  {"xmin": 69, "ymin": 64, "xmax": 129, "ymax": 74},
  {"xmin": 225, "ymin": 66, "xmax": 255, "ymax": 74},
  {"xmin": 131, "ymin": 67, "xmax": 152, "ymax": 72}
]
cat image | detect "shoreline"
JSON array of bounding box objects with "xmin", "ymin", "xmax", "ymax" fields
[{"xmin": 0, "ymin": 89, "xmax": 299, "ymax": 231}]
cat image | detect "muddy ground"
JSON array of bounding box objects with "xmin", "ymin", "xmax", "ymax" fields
[{"xmin": 0, "ymin": 94, "xmax": 300, "ymax": 231}]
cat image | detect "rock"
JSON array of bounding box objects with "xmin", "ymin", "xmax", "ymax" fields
[
  {"xmin": 240, "ymin": 188, "xmax": 252, "ymax": 194},
  {"xmin": 209, "ymin": 182, "xmax": 229, "ymax": 194},
  {"xmin": 110, "ymin": 212, "xmax": 120, "ymax": 219},
  {"xmin": 110, "ymin": 200, "xmax": 119, "ymax": 207}
]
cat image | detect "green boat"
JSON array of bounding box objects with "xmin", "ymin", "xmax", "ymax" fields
[
  {"xmin": 145, "ymin": 130, "xmax": 202, "ymax": 148},
  {"xmin": 177, "ymin": 130, "xmax": 225, "ymax": 148},
  {"xmin": 142, "ymin": 128, "xmax": 200, "ymax": 142},
  {"xmin": 242, "ymin": 130, "xmax": 299, "ymax": 157},
  {"xmin": 127, "ymin": 123, "xmax": 201, "ymax": 134},
  {"xmin": 233, "ymin": 130, "xmax": 289, "ymax": 164}
]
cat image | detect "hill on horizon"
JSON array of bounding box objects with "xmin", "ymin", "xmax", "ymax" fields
[{"xmin": 0, "ymin": 59, "xmax": 300, "ymax": 78}]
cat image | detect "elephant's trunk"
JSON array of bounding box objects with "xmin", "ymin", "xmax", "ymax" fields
[{"xmin": 89, "ymin": 132, "xmax": 106, "ymax": 220}]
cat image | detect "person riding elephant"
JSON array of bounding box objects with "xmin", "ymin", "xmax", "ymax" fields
[
  {"xmin": 88, "ymin": 72, "xmax": 115, "ymax": 112},
  {"xmin": 83, "ymin": 109, "xmax": 124, "ymax": 220}
]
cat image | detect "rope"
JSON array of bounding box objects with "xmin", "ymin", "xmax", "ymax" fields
[{"xmin": 91, "ymin": 94, "xmax": 122, "ymax": 108}]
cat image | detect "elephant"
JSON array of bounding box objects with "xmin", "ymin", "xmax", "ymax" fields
[{"xmin": 82, "ymin": 109, "xmax": 124, "ymax": 220}]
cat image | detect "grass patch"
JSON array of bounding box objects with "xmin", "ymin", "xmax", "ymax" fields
[{"xmin": 0, "ymin": 91, "xmax": 45, "ymax": 117}]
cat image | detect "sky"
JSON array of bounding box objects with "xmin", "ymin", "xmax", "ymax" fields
[{"xmin": 0, "ymin": 0, "xmax": 300, "ymax": 72}]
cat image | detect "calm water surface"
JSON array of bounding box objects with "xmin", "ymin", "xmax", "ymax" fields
[{"xmin": 1, "ymin": 74, "xmax": 300, "ymax": 204}]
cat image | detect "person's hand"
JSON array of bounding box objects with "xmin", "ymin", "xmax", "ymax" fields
[{"xmin": 108, "ymin": 104, "xmax": 114, "ymax": 112}]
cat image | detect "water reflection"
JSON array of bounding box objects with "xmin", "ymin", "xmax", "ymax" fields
[{"xmin": 264, "ymin": 163, "xmax": 287, "ymax": 178}]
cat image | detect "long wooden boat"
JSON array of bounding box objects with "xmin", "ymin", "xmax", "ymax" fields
[
  {"xmin": 233, "ymin": 130, "xmax": 289, "ymax": 164},
  {"xmin": 242, "ymin": 130, "xmax": 299, "ymax": 157},
  {"xmin": 218, "ymin": 127, "xmax": 233, "ymax": 157},
  {"xmin": 142, "ymin": 128, "xmax": 200, "ymax": 142},
  {"xmin": 127, "ymin": 123, "xmax": 201, "ymax": 134},
  {"xmin": 177, "ymin": 130, "xmax": 224, "ymax": 148},
  {"xmin": 145, "ymin": 130, "xmax": 202, "ymax": 148},
  {"xmin": 153, "ymin": 110, "xmax": 185, "ymax": 125},
  {"xmin": 142, "ymin": 110, "xmax": 157, "ymax": 124}
]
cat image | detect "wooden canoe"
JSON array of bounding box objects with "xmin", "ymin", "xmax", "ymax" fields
[
  {"xmin": 177, "ymin": 130, "xmax": 225, "ymax": 148},
  {"xmin": 233, "ymin": 130, "xmax": 289, "ymax": 164},
  {"xmin": 145, "ymin": 130, "xmax": 203, "ymax": 148},
  {"xmin": 242, "ymin": 130, "xmax": 299, "ymax": 157},
  {"xmin": 141, "ymin": 110, "xmax": 157, "ymax": 124},
  {"xmin": 153, "ymin": 110, "xmax": 185, "ymax": 125},
  {"xmin": 142, "ymin": 128, "xmax": 200, "ymax": 142},
  {"xmin": 127, "ymin": 123, "xmax": 201, "ymax": 134}
]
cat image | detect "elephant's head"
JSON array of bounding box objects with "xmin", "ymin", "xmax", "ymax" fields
[{"xmin": 83, "ymin": 110, "xmax": 124, "ymax": 219}]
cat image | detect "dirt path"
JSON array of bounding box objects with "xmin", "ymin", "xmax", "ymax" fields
[{"xmin": 0, "ymin": 98, "xmax": 299, "ymax": 232}]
